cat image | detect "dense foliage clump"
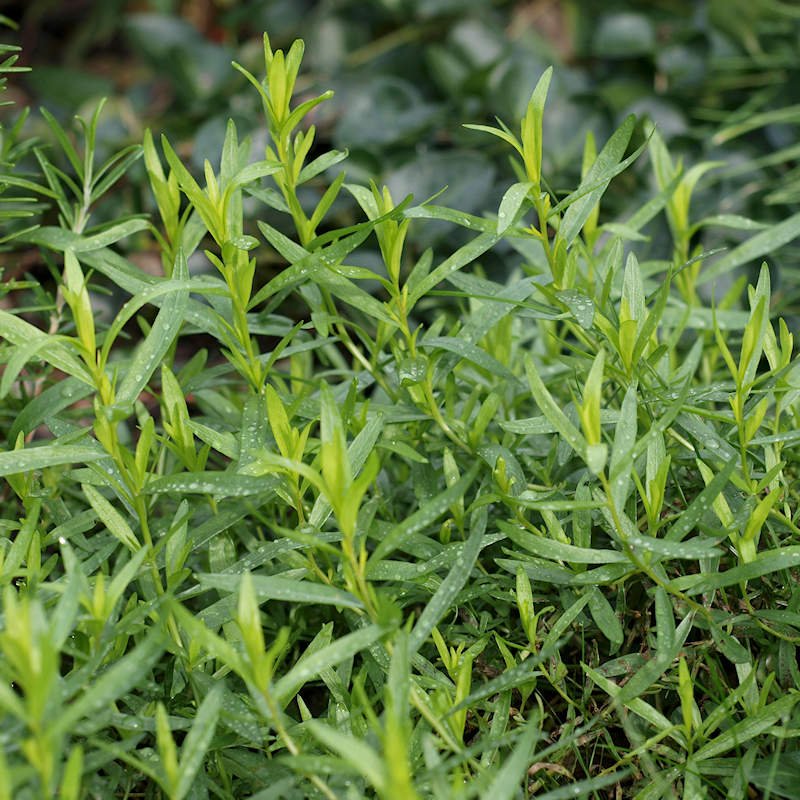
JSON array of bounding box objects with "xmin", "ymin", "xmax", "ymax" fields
[{"xmin": 1, "ymin": 12, "xmax": 800, "ymax": 800}]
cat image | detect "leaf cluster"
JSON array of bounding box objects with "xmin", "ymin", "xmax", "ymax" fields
[{"xmin": 0, "ymin": 21, "xmax": 800, "ymax": 800}]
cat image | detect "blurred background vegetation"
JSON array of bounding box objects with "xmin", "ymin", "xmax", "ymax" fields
[{"xmin": 2, "ymin": 0, "xmax": 800, "ymax": 310}]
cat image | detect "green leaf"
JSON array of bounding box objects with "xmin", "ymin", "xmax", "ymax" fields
[
  {"xmin": 404, "ymin": 203, "xmax": 496, "ymax": 233},
  {"xmin": 524, "ymin": 354, "xmax": 587, "ymax": 457},
  {"xmin": 588, "ymin": 587, "xmax": 623, "ymax": 652},
  {"xmin": 496, "ymin": 182, "xmax": 533, "ymax": 234},
  {"xmin": 498, "ymin": 521, "xmax": 626, "ymax": 564},
  {"xmin": 713, "ymin": 104, "xmax": 800, "ymax": 145},
  {"xmin": 308, "ymin": 411, "xmax": 384, "ymax": 529},
  {"xmin": 58, "ymin": 744, "xmax": 84, "ymax": 800},
  {"xmin": 559, "ymin": 115, "xmax": 637, "ymax": 247},
  {"xmin": 235, "ymin": 395, "xmax": 269, "ymax": 473},
  {"xmin": 625, "ymin": 533, "xmax": 723, "ymax": 561},
  {"xmin": 742, "ymin": 487, "xmax": 781, "ymax": 546},
  {"xmin": 451, "ymin": 592, "xmax": 593, "ymax": 712},
  {"xmin": 749, "ymin": 752, "xmax": 800, "ymax": 799},
  {"xmin": 673, "ymin": 547, "xmax": 800, "ymax": 595},
  {"xmin": 156, "ymin": 703, "xmax": 179, "ymax": 790},
  {"xmin": 520, "ymin": 67, "xmax": 552, "ymax": 183},
  {"xmin": 420, "ymin": 336, "xmax": 519, "ymax": 384},
  {"xmin": 297, "ymin": 148, "xmax": 348, "ymax": 184},
  {"xmin": 187, "ymin": 420, "xmax": 239, "ymax": 460},
  {"xmin": 0, "ymin": 444, "xmax": 110, "ymax": 477},
  {"xmin": 319, "ymin": 381, "xmax": 351, "ymax": 507},
  {"xmin": 622, "ymin": 252, "xmax": 645, "ymax": 323},
  {"xmin": 2, "ymin": 499, "xmax": 40, "ymax": 580},
  {"xmin": 318, "ymin": 272, "xmax": 399, "ymax": 327},
  {"xmin": 499, "ymin": 409, "xmax": 619, "ymax": 436},
  {"xmin": 8, "ymin": 378, "xmax": 92, "ymax": 442},
  {"xmin": 251, "ymin": 223, "xmax": 375, "ymax": 307},
  {"xmin": 92, "ymin": 145, "xmax": 143, "ymax": 204},
  {"xmin": 583, "ymin": 662, "xmax": 679, "ymax": 742},
  {"xmin": 161, "ymin": 135, "xmax": 221, "ymax": 242},
  {"xmin": 40, "ymin": 106, "xmax": 83, "ymax": 177},
  {"xmin": 25, "ymin": 220, "xmax": 150, "ymax": 254},
  {"xmin": 305, "ymin": 721, "xmax": 386, "ymax": 793},
  {"xmin": 557, "ymin": 289, "xmax": 595, "ymax": 328},
  {"xmin": 408, "ymin": 230, "xmax": 501, "ymax": 308},
  {"xmin": 51, "ymin": 628, "xmax": 165, "ymax": 738},
  {"xmin": 368, "ymin": 461, "xmax": 481, "ymax": 566},
  {"xmin": 484, "ymin": 716, "xmax": 543, "ymax": 800},
  {"xmin": 169, "ymin": 601, "xmax": 247, "ymax": 676},
  {"xmin": 692, "ymin": 214, "xmax": 768, "ymax": 233},
  {"xmin": 273, "ymin": 623, "xmax": 390, "ymax": 706},
  {"xmin": 143, "ymin": 473, "xmax": 280, "ymax": 497},
  {"xmin": 226, "ymin": 159, "xmax": 281, "ymax": 192},
  {"xmin": 463, "ymin": 123, "xmax": 522, "ymax": 156},
  {"xmin": 196, "ymin": 573, "xmax": 363, "ymax": 609},
  {"xmin": 175, "ymin": 685, "xmax": 222, "ymax": 800},
  {"xmin": 72, "ymin": 219, "xmax": 150, "ymax": 252},
  {"xmin": 114, "ymin": 250, "xmax": 190, "ymax": 409},
  {"xmin": 50, "ymin": 568, "xmax": 81, "ymax": 651},
  {"xmin": 665, "ymin": 458, "xmax": 736, "ymax": 543},
  {"xmin": 25, "ymin": 229, "xmax": 222, "ymax": 334},
  {"xmin": 0, "ymin": 337, "xmax": 66, "ymax": 400},
  {"xmin": 534, "ymin": 772, "xmax": 632, "ymax": 800},
  {"xmin": 578, "ymin": 348, "xmax": 605, "ymax": 446},
  {"xmin": 694, "ymin": 693, "xmax": 798, "ymax": 761},
  {"xmin": 82, "ymin": 483, "xmax": 140, "ymax": 552},
  {"xmin": 408, "ymin": 506, "xmax": 488, "ymax": 654},
  {"xmin": 609, "ymin": 384, "xmax": 637, "ymax": 509},
  {"xmin": 700, "ymin": 211, "xmax": 800, "ymax": 285},
  {"xmin": 0, "ymin": 309, "xmax": 94, "ymax": 386},
  {"xmin": 616, "ymin": 613, "xmax": 694, "ymax": 708}
]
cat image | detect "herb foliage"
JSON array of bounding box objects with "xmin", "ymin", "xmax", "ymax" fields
[{"xmin": 1, "ymin": 21, "xmax": 800, "ymax": 800}]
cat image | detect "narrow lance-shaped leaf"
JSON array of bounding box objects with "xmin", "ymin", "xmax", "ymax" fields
[
  {"xmin": 51, "ymin": 629, "xmax": 165, "ymax": 738},
  {"xmin": 197, "ymin": 572, "xmax": 363, "ymax": 609},
  {"xmin": 694, "ymin": 693, "xmax": 799, "ymax": 761},
  {"xmin": 82, "ymin": 484, "xmax": 140, "ymax": 552},
  {"xmin": 664, "ymin": 458, "xmax": 736, "ymax": 543},
  {"xmin": 0, "ymin": 338, "xmax": 66, "ymax": 400},
  {"xmin": 450, "ymin": 592, "xmax": 593, "ymax": 713},
  {"xmin": 0, "ymin": 444, "xmax": 110, "ymax": 478},
  {"xmin": 368, "ymin": 461, "xmax": 481, "ymax": 566},
  {"xmin": 673, "ymin": 546, "xmax": 800, "ymax": 595},
  {"xmin": 559, "ymin": 114, "xmax": 637, "ymax": 246},
  {"xmin": 305, "ymin": 721, "xmax": 386, "ymax": 793},
  {"xmin": 319, "ymin": 381, "xmax": 351, "ymax": 508},
  {"xmin": 143, "ymin": 472, "xmax": 280, "ymax": 498},
  {"xmin": 524, "ymin": 354, "xmax": 587, "ymax": 458},
  {"xmin": 308, "ymin": 411, "xmax": 384, "ymax": 529},
  {"xmin": 115, "ymin": 249, "xmax": 190, "ymax": 409},
  {"xmin": 174, "ymin": 685, "xmax": 222, "ymax": 800},
  {"xmin": 273, "ymin": 623, "xmax": 391, "ymax": 707},
  {"xmin": 408, "ymin": 506, "xmax": 488, "ymax": 655},
  {"xmin": 484, "ymin": 715, "xmax": 543, "ymax": 800},
  {"xmin": 520, "ymin": 67, "xmax": 552, "ymax": 184},
  {"xmin": 496, "ymin": 182, "xmax": 533, "ymax": 235},
  {"xmin": 0, "ymin": 308, "xmax": 94, "ymax": 386},
  {"xmin": 700, "ymin": 211, "xmax": 800, "ymax": 285},
  {"xmin": 408, "ymin": 229, "xmax": 501, "ymax": 308}
]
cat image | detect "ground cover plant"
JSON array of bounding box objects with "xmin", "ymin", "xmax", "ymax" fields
[
  {"xmin": 1, "ymin": 20, "xmax": 800, "ymax": 800},
  {"xmin": 10, "ymin": 0, "xmax": 800, "ymax": 281}
]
